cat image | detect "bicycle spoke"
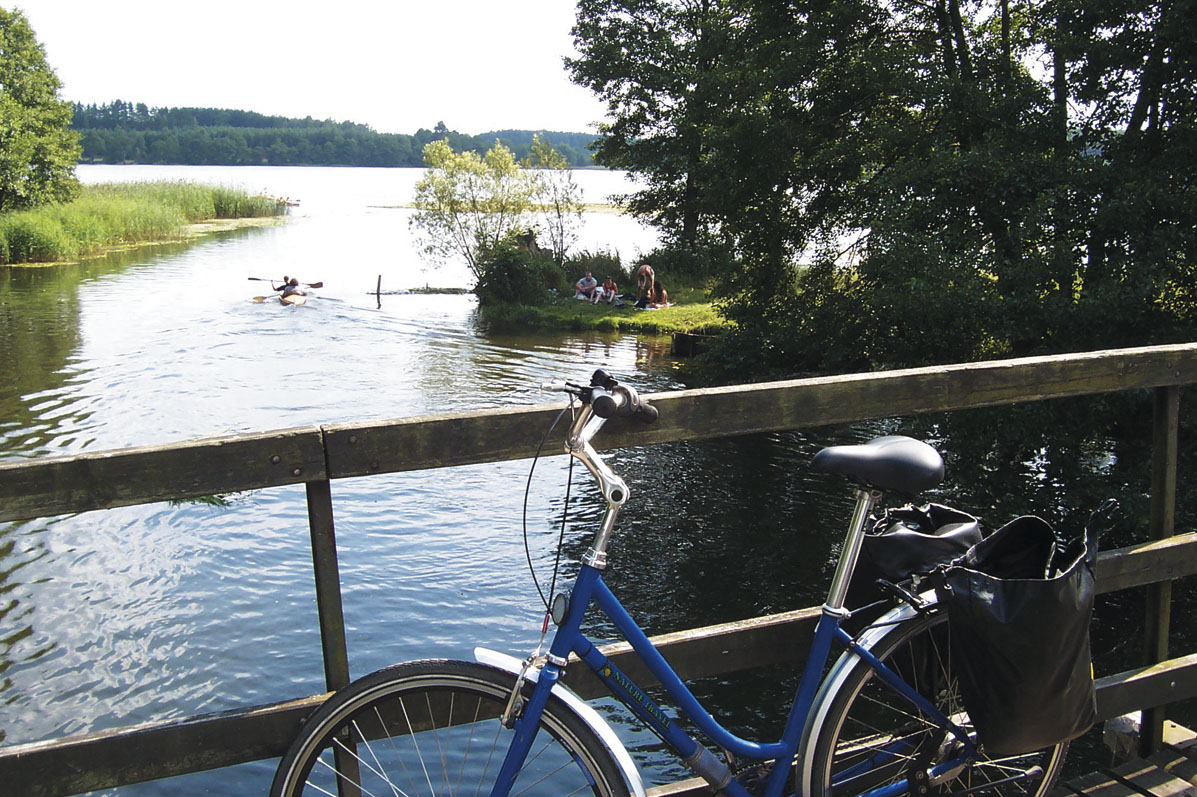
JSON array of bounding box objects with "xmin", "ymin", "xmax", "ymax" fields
[
  {"xmin": 474, "ymin": 706, "xmax": 506, "ymax": 796},
  {"xmin": 376, "ymin": 704, "xmax": 419, "ymax": 796},
  {"xmin": 452, "ymin": 694, "xmax": 484, "ymax": 796},
  {"xmin": 313, "ymin": 748, "xmax": 387, "ymax": 797},
  {"xmin": 329, "ymin": 731, "xmax": 410, "ymax": 797},
  {"xmin": 399, "ymin": 694, "xmax": 438, "ymax": 795},
  {"xmin": 426, "ymin": 690, "xmax": 452, "ymax": 793}
]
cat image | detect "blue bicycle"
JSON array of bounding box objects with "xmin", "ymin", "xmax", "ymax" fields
[{"xmin": 271, "ymin": 371, "xmax": 1068, "ymax": 796}]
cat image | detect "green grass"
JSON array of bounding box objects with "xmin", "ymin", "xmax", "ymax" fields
[
  {"xmin": 483, "ymin": 283, "xmax": 728, "ymax": 336},
  {"xmin": 0, "ymin": 182, "xmax": 286, "ymax": 265}
]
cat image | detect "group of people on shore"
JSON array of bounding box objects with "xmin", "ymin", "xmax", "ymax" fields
[{"xmin": 574, "ymin": 263, "xmax": 669, "ymax": 309}]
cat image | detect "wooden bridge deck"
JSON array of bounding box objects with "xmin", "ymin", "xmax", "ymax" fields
[
  {"xmin": 642, "ymin": 723, "xmax": 1197, "ymax": 797},
  {"xmin": 1054, "ymin": 724, "xmax": 1197, "ymax": 797}
]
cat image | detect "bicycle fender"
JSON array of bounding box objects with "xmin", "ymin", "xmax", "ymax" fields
[
  {"xmin": 797, "ymin": 593, "xmax": 933, "ymax": 793},
  {"xmin": 474, "ymin": 647, "xmax": 647, "ymax": 797}
]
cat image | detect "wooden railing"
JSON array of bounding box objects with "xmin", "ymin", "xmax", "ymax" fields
[{"xmin": 2, "ymin": 343, "xmax": 1196, "ymax": 796}]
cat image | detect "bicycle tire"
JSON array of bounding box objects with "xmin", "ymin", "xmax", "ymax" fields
[
  {"xmin": 802, "ymin": 610, "xmax": 1068, "ymax": 796},
  {"xmin": 271, "ymin": 658, "xmax": 630, "ymax": 797}
]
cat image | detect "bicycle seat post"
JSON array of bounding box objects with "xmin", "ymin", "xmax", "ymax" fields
[{"xmin": 824, "ymin": 487, "xmax": 883, "ymax": 612}]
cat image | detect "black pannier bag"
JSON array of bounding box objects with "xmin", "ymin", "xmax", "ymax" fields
[
  {"xmin": 848, "ymin": 503, "xmax": 982, "ymax": 608},
  {"xmin": 933, "ymin": 510, "xmax": 1105, "ymax": 757}
]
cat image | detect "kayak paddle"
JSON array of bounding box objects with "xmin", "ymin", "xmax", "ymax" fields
[{"xmin": 248, "ymin": 277, "xmax": 323, "ymax": 288}]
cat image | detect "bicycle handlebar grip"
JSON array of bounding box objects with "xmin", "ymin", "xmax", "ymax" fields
[
  {"xmin": 586, "ymin": 372, "xmax": 658, "ymax": 423},
  {"xmin": 590, "ymin": 386, "xmax": 622, "ymax": 419},
  {"xmin": 636, "ymin": 401, "xmax": 659, "ymax": 423}
]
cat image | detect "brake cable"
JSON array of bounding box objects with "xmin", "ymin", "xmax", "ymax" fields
[{"xmin": 522, "ymin": 391, "xmax": 579, "ymax": 615}]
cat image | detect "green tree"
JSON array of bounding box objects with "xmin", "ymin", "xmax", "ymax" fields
[
  {"xmin": 569, "ymin": 0, "xmax": 1197, "ymax": 376},
  {"xmin": 568, "ymin": 0, "xmax": 733, "ymax": 250},
  {"xmin": 0, "ymin": 9, "xmax": 80, "ymax": 212},
  {"xmin": 410, "ymin": 138, "xmax": 537, "ymax": 280},
  {"xmin": 525, "ymin": 133, "xmax": 583, "ymax": 267}
]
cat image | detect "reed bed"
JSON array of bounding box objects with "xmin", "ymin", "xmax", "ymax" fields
[{"xmin": 0, "ymin": 182, "xmax": 285, "ymax": 265}]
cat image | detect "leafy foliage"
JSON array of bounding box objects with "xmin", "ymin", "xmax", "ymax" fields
[
  {"xmin": 412, "ymin": 138, "xmax": 586, "ymax": 284},
  {"xmin": 567, "ymin": 249, "xmax": 630, "ymax": 287},
  {"xmin": 526, "ymin": 134, "xmax": 583, "ymax": 266},
  {"xmin": 411, "ymin": 139, "xmax": 539, "ymax": 279},
  {"xmin": 0, "ymin": 9, "xmax": 80, "ymax": 212},
  {"xmin": 569, "ymin": 0, "xmax": 1197, "ymax": 377},
  {"xmin": 474, "ymin": 241, "xmax": 561, "ymax": 306}
]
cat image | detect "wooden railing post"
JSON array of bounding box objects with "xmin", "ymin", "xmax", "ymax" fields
[
  {"xmin": 1141, "ymin": 385, "xmax": 1179, "ymax": 755},
  {"xmin": 305, "ymin": 478, "xmax": 351, "ymax": 692},
  {"xmin": 304, "ymin": 478, "xmax": 361, "ymax": 795}
]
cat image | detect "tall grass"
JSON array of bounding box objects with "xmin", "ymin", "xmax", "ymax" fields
[{"xmin": 0, "ymin": 182, "xmax": 285, "ymax": 265}]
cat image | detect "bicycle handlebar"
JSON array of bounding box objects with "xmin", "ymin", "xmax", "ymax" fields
[
  {"xmin": 589, "ymin": 370, "xmax": 659, "ymax": 423},
  {"xmin": 541, "ymin": 370, "xmax": 658, "ymax": 424}
]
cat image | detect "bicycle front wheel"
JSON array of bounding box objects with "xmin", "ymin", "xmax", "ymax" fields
[
  {"xmin": 803, "ymin": 610, "xmax": 1068, "ymax": 796},
  {"xmin": 271, "ymin": 659, "xmax": 629, "ymax": 797}
]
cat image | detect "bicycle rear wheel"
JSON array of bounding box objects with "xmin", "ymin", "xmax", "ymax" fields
[
  {"xmin": 271, "ymin": 659, "xmax": 629, "ymax": 797},
  {"xmin": 802, "ymin": 610, "xmax": 1068, "ymax": 796}
]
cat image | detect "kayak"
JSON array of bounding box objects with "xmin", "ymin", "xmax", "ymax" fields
[{"xmin": 279, "ymin": 293, "xmax": 308, "ymax": 306}]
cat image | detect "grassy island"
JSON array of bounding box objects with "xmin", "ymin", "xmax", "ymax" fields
[
  {"xmin": 481, "ymin": 283, "xmax": 726, "ymax": 336},
  {"xmin": 0, "ymin": 182, "xmax": 287, "ymax": 266}
]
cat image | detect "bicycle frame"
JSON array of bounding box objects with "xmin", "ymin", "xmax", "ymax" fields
[{"xmin": 491, "ymin": 400, "xmax": 978, "ymax": 797}]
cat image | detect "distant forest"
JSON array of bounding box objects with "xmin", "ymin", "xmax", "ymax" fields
[{"xmin": 71, "ymin": 101, "xmax": 599, "ymax": 168}]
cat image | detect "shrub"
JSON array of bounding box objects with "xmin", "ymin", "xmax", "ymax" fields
[
  {"xmin": 639, "ymin": 239, "xmax": 734, "ymax": 284},
  {"xmin": 563, "ymin": 249, "xmax": 629, "ymax": 295},
  {"xmin": 475, "ymin": 242, "xmax": 561, "ymax": 306}
]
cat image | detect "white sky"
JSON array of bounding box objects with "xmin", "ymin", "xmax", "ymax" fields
[{"xmin": 12, "ymin": 0, "xmax": 608, "ymax": 136}]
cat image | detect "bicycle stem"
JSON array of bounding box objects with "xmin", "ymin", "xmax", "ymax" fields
[{"xmin": 566, "ymin": 405, "xmax": 629, "ymax": 570}]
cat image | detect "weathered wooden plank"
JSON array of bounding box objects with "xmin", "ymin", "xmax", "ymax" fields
[
  {"xmin": 1097, "ymin": 655, "xmax": 1197, "ymax": 721},
  {"xmin": 1064, "ymin": 770, "xmax": 1140, "ymax": 797},
  {"xmin": 0, "ymin": 695, "xmax": 325, "ymax": 796},
  {"xmin": 1150, "ymin": 746, "xmax": 1197, "ymax": 786},
  {"xmin": 0, "ymin": 427, "xmax": 326, "ymax": 524},
  {"xmin": 1111, "ymin": 757, "xmax": 1196, "ymax": 796},
  {"xmin": 322, "ymin": 345, "xmax": 1197, "ymax": 480},
  {"xmin": 646, "ymin": 777, "xmax": 711, "ymax": 796},
  {"xmin": 1144, "ymin": 386, "xmax": 1181, "ymax": 754},
  {"xmin": 306, "ymin": 479, "xmax": 350, "ymax": 692},
  {"xmin": 1096, "ymin": 533, "xmax": 1197, "ymax": 594},
  {"xmin": 321, "ymin": 404, "xmax": 565, "ymax": 480}
]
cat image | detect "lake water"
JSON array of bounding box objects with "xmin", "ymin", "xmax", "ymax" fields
[
  {"xmin": 0, "ymin": 165, "xmax": 1169, "ymax": 794},
  {"xmin": 0, "ymin": 166, "xmax": 868, "ymax": 794}
]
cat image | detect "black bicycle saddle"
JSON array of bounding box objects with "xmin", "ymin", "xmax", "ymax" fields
[{"xmin": 811, "ymin": 435, "xmax": 944, "ymax": 495}]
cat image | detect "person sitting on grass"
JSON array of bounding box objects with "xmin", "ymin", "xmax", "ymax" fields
[
  {"xmin": 647, "ymin": 282, "xmax": 669, "ymax": 308},
  {"xmin": 595, "ymin": 275, "xmax": 618, "ymax": 304},
  {"xmin": 575, "ymin": 270, "xmax": 598, "ymax": 301}
]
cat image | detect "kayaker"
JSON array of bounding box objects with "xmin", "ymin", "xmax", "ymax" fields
[{"xmin": 280, "ymin": 278, "xmax": 305, "ymax": 299}]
